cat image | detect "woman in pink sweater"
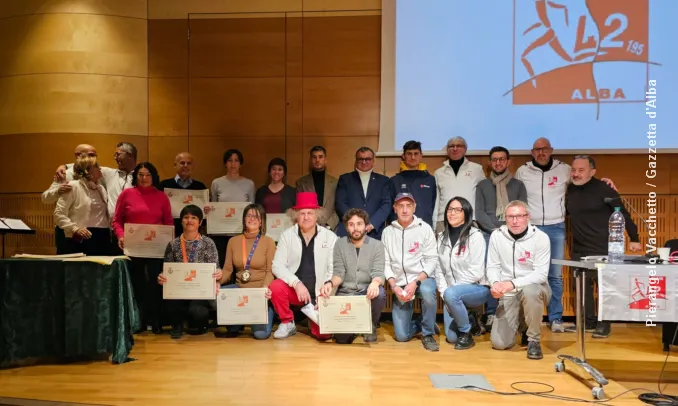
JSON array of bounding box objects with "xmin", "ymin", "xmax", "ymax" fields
[{"xmin": 113, "ymin": 162, "xmax": 173, "ymax": 334}]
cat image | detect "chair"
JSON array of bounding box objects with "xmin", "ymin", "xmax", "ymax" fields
[{"xmin": 662, "ymin": 239, "xmax": 678, "ymax": 351}]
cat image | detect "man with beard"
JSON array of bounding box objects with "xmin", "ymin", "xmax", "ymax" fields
[
  {"xmin": 296, "ymin": 146, "xmax": 339, "ymax": 231},
  {"xmin": 159, "ymin": 152, "xmax": 208, "ymax": 236},
  {"xmin": 475, "ymin": 146, "xmax": 527, "ymax": 330},
  {"xmin": 320, "ymin": 208, "xmax": 386, "ymax": 344},
  {"xmin": 566, "ymin": 155, "xmax": 641, "ymax": 338}
]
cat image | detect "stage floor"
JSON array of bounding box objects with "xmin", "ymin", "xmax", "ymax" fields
[{"xmin": 0, "ymin": 323, "xmax": 676, "ymax": 406}]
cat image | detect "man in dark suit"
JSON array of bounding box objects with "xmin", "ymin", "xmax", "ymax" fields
[
  {"xmin": 335, "ymin": 147, "xmax": 392, "ymax": 239},
  {"xmin": 295, "ymin": 146, "xmax": 339, "ymax": 231},
  {"xmin": 159, "ymin": 152, "xmax": 208, "ymax": 236}
]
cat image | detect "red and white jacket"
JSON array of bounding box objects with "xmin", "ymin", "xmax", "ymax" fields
[
  {"xmin": 486, "ymin": 225, "xmax": 550, "ymax": 295},
  {"xmin": 382, "ymin": 216, "xmax": 438, "ymax": 287},
  {"xmin": 434, "ymin": 227, "xmax": 488, "ymax": 295},
  {"xmin": 515, "ymin": 159, "xmax": 571, "ymax": 226}
]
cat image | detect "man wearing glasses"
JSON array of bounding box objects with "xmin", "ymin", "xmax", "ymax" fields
[
  {"xmin": 335, "ymin": 147, "xmax": 392, "ymax": 239},
  {"xmin": 475, "ymin": 146, "xmax": 528, "ymax": 330},
  {"xmin": 487, "ymin": 200, "xmax": 551, "ymax": 360},
  {"xmin": 433, "ymin": 137, "xmax": 486, "ymax": 234}
]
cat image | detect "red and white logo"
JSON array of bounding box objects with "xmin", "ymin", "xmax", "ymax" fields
[
  {"xmin": 408, "ymin": 241, "xmax": 420, "ymax": 253},
  {"xmin": 629, "ymin": 276, "xmax": 667, "ymax": 310},
  {"xmin": 455, "ymin": 246, "xmax": 467, "ymax": 256},
  {"xmin": 548, "ymin": 176, "xmax": 558, "ymax": 187},
  {"xmin": 518, "ymin": 250, "xmax": 532, "ymax": 264}
]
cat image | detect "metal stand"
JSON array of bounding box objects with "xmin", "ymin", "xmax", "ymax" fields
[{"xmin": 554, "ymin": 268, "xmax": 608, "ymax": 400}]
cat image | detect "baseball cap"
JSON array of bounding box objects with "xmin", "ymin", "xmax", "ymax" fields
[{"xmin": 394, "ymin": 192, "xmax": 416, "ymax": 204}]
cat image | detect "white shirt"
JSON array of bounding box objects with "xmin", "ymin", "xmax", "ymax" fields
[
  {"xmin": 433, "ymin": 158, "xmax": 486, "ymax": 222},
  {"xmin": 101, "ymin": 167, "xmax": 134, "ymax": 219},
  {"xmin": 357, "ymin": 169, "xmax": 372, "ymax": 197}
]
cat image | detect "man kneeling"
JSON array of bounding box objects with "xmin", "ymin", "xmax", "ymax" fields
[
  {"xmin": 321, "ymin": 209, "xmax": 386, "ymax": 344},
  {"xmin": 487, "ymin": 200, "xmax": 551, "ymax": 359}
]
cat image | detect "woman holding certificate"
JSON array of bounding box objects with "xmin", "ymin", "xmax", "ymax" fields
[
  {"xmin": 219, "ymin": 204, "xmax": 276, "ymax": 339},
  {"xmin": 434, "ymin": 197, "xmax": 491, "ymax": 350},
  {"xmin": 112, "ymin": 162, "xmax": 174, "ymax": 334},
  {"xmin": 254, "ymin": 158, "xmax": 296, "ymax": 214},
  {"xmin": 206, "ymin": 149, "xmax": 256, "ymax": 271},
  {"xmin": 158, "ymin": 205, "xmax": 222, "ymax": 339}
]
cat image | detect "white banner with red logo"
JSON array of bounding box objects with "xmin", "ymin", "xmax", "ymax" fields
[{"xmin": 598, "ymin": 264, "xmax": 678, "ymax": 323}]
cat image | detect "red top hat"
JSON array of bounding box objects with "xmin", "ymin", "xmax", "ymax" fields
[{"xmin": 293, "ymin": 192, "xmax": 321, "ymax": 210}]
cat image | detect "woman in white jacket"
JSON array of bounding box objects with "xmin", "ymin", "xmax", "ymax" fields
[{"xmin": 435, "ymin": 196, "xmax": 491, "ymax": 350}]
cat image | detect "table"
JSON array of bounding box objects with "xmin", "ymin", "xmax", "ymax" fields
[
  {"xmin": 0, "ymin": 258, "xmax": 139, "ymax": 368},
  {"xmin": 552, "ymin": 259, "xmax": 677, "ymax": 400}
]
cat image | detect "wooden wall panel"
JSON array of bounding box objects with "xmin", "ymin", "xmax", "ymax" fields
[
  {"xmin": 189, "ymin": 17, "xmax": 286, "ymax": 78},
  {"xmin": 189, "ymin": 78, "xmax": 285, "ymax": 136},
  {"xmin": 285, "ymin": 136, "xmax": 305, "ymax": 185},
  {"xmin": 0, "ymin": 134, "xmax": 148, "ymax": 193},
  {"xmin": 301, "ymin": 15, "xmax": 380, "ymax": 77},
  {"xmin": 149, "ymin": 78, "xmax": 188, "ymax": 136},
  {"xmin": 0, "ymin": 74, "xmax": 147, "ymax": 136},
  {"xmin": 286, "ymin": 17, "xmax": 303, "ymax": 77},
  {"xmin": 148, "ymin": 0, "xmax": 302, "ymax": 19},
  {"xmin": 148, "ymin": 136, "xmax": 189, "ymax": 180},
  {"xmin": 188, "ymin": 136, "xmax": 287, "ymax": 188},
  {"xmin": 302, "ymin": 77, "xmax": 380, "ymax": 136},
  {"xmin": 148, "ymin": 19, "xmax": 188, "ymax": 78},
  {"xmin": 0, "ymin": 14, "xmax": 147, "ymax": 77},
  {"xmin": 0, "ymin": 0, "xmax": 147, "ymax": 19}
]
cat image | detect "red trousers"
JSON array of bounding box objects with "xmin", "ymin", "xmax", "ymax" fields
[{"xmin": 269, "ymin": 279, "xmax": 330, "ymax": 340}]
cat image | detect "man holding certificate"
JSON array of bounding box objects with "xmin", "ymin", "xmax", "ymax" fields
[
  {"xmin": 158, "ymin": 205, "xmax": 222, "ymax": 339},
  {"xmin": 270, "ymin": 192, "xmax": 338, "ymax": 340},
  {"xmin": 319, "ymin": 208, "xmax": 386, "ymax": 344},
  {"xmin": 382, "ymin": 193, "xmax": 440, "ymax": 352}
]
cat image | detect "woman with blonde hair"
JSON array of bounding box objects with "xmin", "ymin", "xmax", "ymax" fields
[{"xmin": 54, "ymin": 156, "xmax": 112, "ymax": 255}]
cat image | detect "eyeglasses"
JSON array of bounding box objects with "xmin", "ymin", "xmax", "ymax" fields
[
  {"xmin": 447, "ymin": 144, "xmax": 465, "ymax": 149},
  {"xmin": 490, "ymin": 157, "xmax": 507, "ymax": 163},
  {"xmin": 506, "ymin": 214, "xmax": 529, "ymax": 221},
  {"xmin": 245, "ymin": 214, "xmax": 260, "ymax": 219},
  {"xmin": 356, "ymin": 157, "xmax": 373, "ymax": 162},
  {"xmin": 446, "ymin": 207, "xmax": 463, "ymax": 213}
]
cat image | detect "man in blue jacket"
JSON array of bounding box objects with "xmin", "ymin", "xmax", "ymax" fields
[
  {"xmin": 389, "ymin": 140, "xmax": 437, "ymax": 227},
  {"xmin": 335, "ymin": 147, "xmax": 392, "ymax": 239}
]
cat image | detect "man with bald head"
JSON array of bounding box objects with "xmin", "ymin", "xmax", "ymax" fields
[
  {"xmin": 159, "ymin": 152, "xmax": 207, "ymax": 236},
  {"xmin": 42, "ymin": 144, "xmax": 98, "ymax": 253}
]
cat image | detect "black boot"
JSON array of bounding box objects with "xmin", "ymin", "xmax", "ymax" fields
[
  {"xmin": 527, "ymin": 341, "xmax": 543, "ymax": 359},
  {"xmin": 455, "ymin": 332, "xmax": 475, "ymax": 350},
  {"xmin": 364, "ymin": 325, "xmax": 378, "ymax": 343},
  {"xmin": 592, "ymin": 321, "xmax": 611, "ymax": 338},
  {"xmin": 170, "ymin": 324, "xmax": 183, "ymax": 339}
]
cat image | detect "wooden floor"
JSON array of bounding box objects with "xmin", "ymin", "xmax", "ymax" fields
[{"xmin": 0, "ymin": 323, "xmax": 676, "ymax": 406}]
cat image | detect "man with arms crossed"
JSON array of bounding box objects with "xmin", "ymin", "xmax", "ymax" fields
[
  {"xmin": 269, "ymin": 192, "xmax": 338, "ymax": 340},
  {"xmin": 382, "ymin": 193, "xmax": 440, "ymax": 351},
  {"xmin": 566, "ymin": 155, "xmax": 641, "ymax": 338},
  {"xmin": 487, "ymin": 200, "xmax": 551, "ymax": 360},
  {"xmin": 322, "ymin": 208, "xmax": 387, "ymax": 344}
]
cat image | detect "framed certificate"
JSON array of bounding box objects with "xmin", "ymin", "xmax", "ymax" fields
[
  {"xmin": 216, "ymin": 288, "xmax": 268, "ymax": 325},
  {"xmin": 164, "ymin": 188, "xmax": 209, "ymax": 218},
  {"xmin": 265, "ymin": 213, "xmax": 293, "ymax": 242},
  {"xmin": 206, "ymin": 202, "xmax": 249, "ymax": 234},
  {"xmin": 318, "ymin": 295, "xmax": 372, "ymax": 334},
  {"xmin": 123, "ymin": 223, "xmax": 174, "ymax": 258},
  {"xmin": 163, "ymin": 262, "xmax": 217, "ymax": 300}
]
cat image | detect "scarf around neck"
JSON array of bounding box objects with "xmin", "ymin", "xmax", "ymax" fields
[{"xmin": 491, "ymin": 170, "xmax": 512, "ymax": 221}]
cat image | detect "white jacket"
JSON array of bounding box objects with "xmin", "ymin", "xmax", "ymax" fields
[
  {"xmin": 434, "ymin": 227, "xmax": 488, "ymax": 295},
  {"xmin": 486, "ymin": 225, "xmax": 550, "ymax": 295},
  {"xmin": 433, "ymin": 158, "xmax": 486, "ymax": 222},
  {"xmin": 515, "ymin": 159, "xmax": 571, "ymax": 226},
  {"xmin": 382, "ymin": 216, "xmax": 438, "ymax": 287},
  {"xmin": 272, "ymin": 224, "xmax": 338, "ymax": 296},
  {"xmin": 53, "ymin": 180, "xmax": 109, "ymax": 238}
]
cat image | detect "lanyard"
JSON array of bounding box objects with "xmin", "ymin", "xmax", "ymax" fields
[
  {"xmin": 180, "ymin": 235, "xmax": 200, "ymax": 263},
  {"xmin": 242, "ymin": 234, "xmax": 261, "ymax": 271}
]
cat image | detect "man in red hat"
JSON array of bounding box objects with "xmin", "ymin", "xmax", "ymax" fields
[{"xmin": 270, "ymin": 191, "xmax": 339, "ymax": 339}]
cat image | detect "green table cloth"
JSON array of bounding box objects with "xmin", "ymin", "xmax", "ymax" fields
[{"xmin": 0, "ymin": 258, "xmax": 139, "ymax": 368}]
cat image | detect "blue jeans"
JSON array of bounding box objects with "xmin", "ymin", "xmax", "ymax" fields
[
  {"xmin": 482, "ymin": 232, "xmax": 498, "ymax": 316},
  {"xmin": 391, "ymin": 278, "xmax": 437, "ymax": 341},
  {"xmin": 536, "ymin": 223, "xmax": 565, "ymax": 322},
  {"xmin": 442, "ymin": 284, "xmax": 492, "ymax": 343},
  {"xmin": 222, "ymin": 284, "xmax": 275, "ymax": 339}
]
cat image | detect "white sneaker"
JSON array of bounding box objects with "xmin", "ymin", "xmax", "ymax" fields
[
  {"xmin": 301, "ymin": 303, "xmax": 319, "ymax": 325},
  {"xmin": 273, "ymin": 321, "xmax": 297, "ymax": 339}
]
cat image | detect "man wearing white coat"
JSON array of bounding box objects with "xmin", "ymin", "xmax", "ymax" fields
[
  {"xmin": 382, "ymin": 193, "xmax": 440, "ymax": 351},
  {"xmin": 487, "ymin": 200, "xmax": 551, "ymax": 360},
  {"xmin": 269, "ymin": 192, "xmax": 338, "ymax": 340}
]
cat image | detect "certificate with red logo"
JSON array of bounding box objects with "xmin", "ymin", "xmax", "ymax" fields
[
  {"xmin": 318, "ymin": 295, "xmax": 372, "ymax": 334},
  {"xmin": 206, "ymin": 202, "xmax": 249, "ymax": 234},
  {"xmin": 123, "ymin": 223, "xmax": 174, "ymax": 258},
  {"xmin": 265, "ymin": 214, "xmax": 293, "ymax": 242},
  {"xmin": 216, "ymin": 288, "xmax": 268, "ymax": 325},
  {"xmin": 164, "ymin": 188, "xmax": 209, "ymax": 218},
  {"xmin": 162, "ymin": 262, "xmax": 216, "ymax": 300}
]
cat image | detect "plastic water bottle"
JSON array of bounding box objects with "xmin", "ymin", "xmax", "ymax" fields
[{"xmin": 608, "ymin": 207, "xmax": 625, "ymax": 264}]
